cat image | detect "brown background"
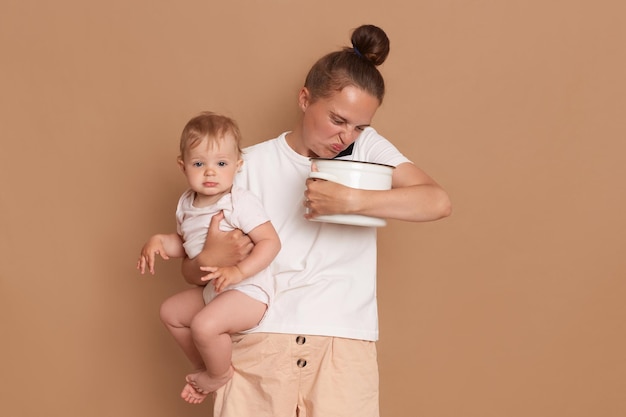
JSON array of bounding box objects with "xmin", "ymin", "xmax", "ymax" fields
[{"xmin": 1, "ymin": 1, "xmax": 624, "ymax": 416}]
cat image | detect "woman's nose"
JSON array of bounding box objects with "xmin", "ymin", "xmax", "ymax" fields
[{"xmin": 341, "ymin": 125, "xmax": 357, "ymax": 143}]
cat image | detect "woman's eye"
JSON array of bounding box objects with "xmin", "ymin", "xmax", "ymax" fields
[{"xmin": 331, "ymin": 118, "xmax": 343, "ymax": 125}]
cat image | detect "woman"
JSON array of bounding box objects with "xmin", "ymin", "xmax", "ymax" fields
[{"xmin": 182, "ymin": 24, "xmax": 451, "ymax": 417}]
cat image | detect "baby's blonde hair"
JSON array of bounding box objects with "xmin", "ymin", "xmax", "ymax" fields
[{"xmin": 179, "ymin": 111, "xmax": 243, "ymax": 159}]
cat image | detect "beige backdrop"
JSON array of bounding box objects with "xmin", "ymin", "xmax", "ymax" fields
[{"xmin": 1, "ymin": 1, "xmax": 624, "ymax": 416}]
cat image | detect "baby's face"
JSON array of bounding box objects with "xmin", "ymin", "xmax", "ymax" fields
[{"xmin": 179, "ymin": 134, "xmax": 242, "ymax": 207}]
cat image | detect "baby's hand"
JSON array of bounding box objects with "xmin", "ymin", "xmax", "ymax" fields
[
  {"xmin": 137, "ymin": 236, "xmax": 170, "ymax": 275},
  {"xmin": 200, "ymin": 266, "xmax": 245, "ymax": 292}
]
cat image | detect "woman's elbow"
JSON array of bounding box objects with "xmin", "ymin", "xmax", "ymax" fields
[
  {"xmin": 432, "ymin": 189, "xmax": 452, "ymax": 220},
  {"xmin": 440, "ymin": 193, "xmax": 453, "ymax": 218}
]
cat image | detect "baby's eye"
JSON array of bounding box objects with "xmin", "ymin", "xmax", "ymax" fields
[
  {"xmin": 217, "ymin": 161, "xmax": 228, "ymax": 167},
  {"xmin": 192, "ymin": 161, "xmax": 204, "ymax": 168}
]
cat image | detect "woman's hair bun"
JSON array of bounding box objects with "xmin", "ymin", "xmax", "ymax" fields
[{"xmin": 350, "ymin": 24, "xmax": 390, "ymax": 66}]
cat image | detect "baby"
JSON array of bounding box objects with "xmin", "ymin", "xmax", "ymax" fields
[{"xmin": 137, "ymin": 111, "xmax": 280, "ymax": 403}]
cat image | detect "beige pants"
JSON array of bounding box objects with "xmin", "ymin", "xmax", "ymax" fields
[{"xmin": 213, "ymin": 333, "xmax": 380, "ymax": 417}]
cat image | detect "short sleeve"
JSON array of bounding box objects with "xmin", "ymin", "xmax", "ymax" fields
[{"xmin": 228, "ymin": 186, "xmax": 271, "ymax": 234}]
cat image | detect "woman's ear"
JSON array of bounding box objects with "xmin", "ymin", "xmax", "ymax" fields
[{"xmin": 298, "ymin": 87, "xmax": 311, "ymax": 112}]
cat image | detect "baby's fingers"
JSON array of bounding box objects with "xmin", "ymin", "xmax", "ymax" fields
[
  {"xmin": 143, "ymin": 253, "xmax": 157, "ymax": 274},
  {"xmin": 136, "ymin": 258, "xmax": 145, "ymax": 274},
  {"xmin": 200, "ymin": 272, "xmax": 220, "ymax": 282},
  {"xmin": 137, "ymin": 256, "xmax": 154, "ymax": 274},
  {"xmin": 200, "ymin": 268, "xmax": 221, "ymax": 282},
  {"xmin": 214, "ymin": 277, "xmax": 227, "ymax": 293}
]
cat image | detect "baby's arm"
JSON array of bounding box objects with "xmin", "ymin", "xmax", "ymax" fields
[
  {"xmin": 137, "ymin": 233, "xmax": 185, "ymax": 274},
  {"xmin": 201, "ymin": 221, "xmax": 281, "ymax": 292}
]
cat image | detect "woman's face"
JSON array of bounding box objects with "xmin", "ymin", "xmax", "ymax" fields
[{"xmin": 297, "ymin": 85, "xmax": 380, "ymax": 158}]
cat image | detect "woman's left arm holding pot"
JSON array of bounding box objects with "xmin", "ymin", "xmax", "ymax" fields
[{"xmin": 304, "ymin": 162, "xmax": 451, "ymax": 222}]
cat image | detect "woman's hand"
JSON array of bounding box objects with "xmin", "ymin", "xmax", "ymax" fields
[
  {"xmin": 303, "ymin": 177, "xmax": 356, "ymax": 219},
  {"xmin": 181, "ymin": 211, "xmax": 254, "ymax": 285}
]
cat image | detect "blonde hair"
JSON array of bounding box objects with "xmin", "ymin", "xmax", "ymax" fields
[{"xmin": 179, "ymin": 111, "xmax": 243, "ymax": 159}]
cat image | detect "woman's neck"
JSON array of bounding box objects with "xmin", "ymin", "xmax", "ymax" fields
[{"xmin": 285, "ymin": 129, "xmax": 313, "ymax": 157}]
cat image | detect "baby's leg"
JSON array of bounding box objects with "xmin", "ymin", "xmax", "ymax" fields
[
  {"xmin": 186, "ymin": 290, "xmax": 267, "ymax": 396},
  {"xmin": 160, "ymin": 287, "xmax": 206, "ymax": 370}
]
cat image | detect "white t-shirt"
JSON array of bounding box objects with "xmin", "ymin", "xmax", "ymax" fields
[{"xmin": 234, "ymin": 127, "xmax": 411, "ymax": 341}]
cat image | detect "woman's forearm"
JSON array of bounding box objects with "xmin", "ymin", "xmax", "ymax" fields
[{"xmin": 350, "ymin": 183, "xmax": 451, "ymax": 222}]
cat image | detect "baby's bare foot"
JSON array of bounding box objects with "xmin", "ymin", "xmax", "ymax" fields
[
  {"xmin": 181, "ymin": 382, "xmax": 209, "ymax": 404},
  {"xmin": 184, "ymin": 366, "xmax": 234, "ymax": 399}
]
